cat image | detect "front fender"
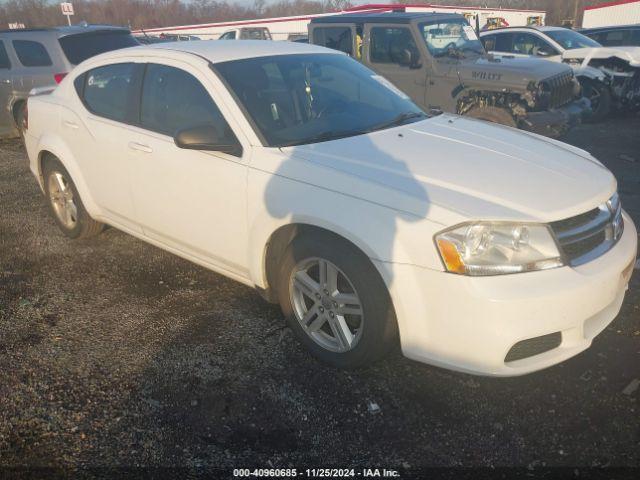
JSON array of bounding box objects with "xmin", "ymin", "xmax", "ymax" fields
[
  {"xmin": 574, "ymin": 65, "xmax": 608, "ymax": 82},
  {"xmin": 246, "ymin": 168, "xmax": 444, "ymax": 290}
]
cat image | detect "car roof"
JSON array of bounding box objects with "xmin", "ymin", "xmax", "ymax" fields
[
  {"xmin": 105, "ymin": 40, "xmax": 341, "ymax": 64},
  {"xmin": 0, "ymin": 24, "xmax": 130, "ymax": 37},
  {"xmin": 311, "ymin": 12, "xmax": 461, "ymax": 25}
]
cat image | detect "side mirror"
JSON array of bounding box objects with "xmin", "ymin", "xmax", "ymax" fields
[
  {"xmin": 174, "ymin": 125, "xmax": 242, "ymax": 156},
  {"xmin": 398, "ymin": 48, "xmax": 421, "ymax": 68},
  {"xmin": 534, "ymin": 47, "xmax": 550, "ymax": 57}
]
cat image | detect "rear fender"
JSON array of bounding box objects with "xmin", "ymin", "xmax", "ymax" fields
[{"xmin": 36, "ymin": 133, "xmax": 100, "ymax": 216}]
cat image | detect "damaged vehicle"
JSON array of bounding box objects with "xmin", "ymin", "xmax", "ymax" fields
[
  {"xmin": 309, "ymin": 12, "xmax": 589, "ymax": 138},
  {"xmin": 481, "ymin": 26, "xmax": 640, "ymax": 121}
]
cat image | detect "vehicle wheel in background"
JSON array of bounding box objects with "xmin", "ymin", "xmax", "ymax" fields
[
  {"xmin": 13, "ymin": 101, "xmax": 26, "ymax": 138},
  {"xmin": 580, "ymin": 77, "xmax": 611, "ymax": 122},
  {"xmin": 42, "ymin": 156, "xmax": 104, "ymax": 239},
  {"xmin": 465, "ymin": 106, "xmax": 518, "ymax": 128},
  {"xmin": 277, "ymin": 233, "xmax": 398, "ymax": 368}
]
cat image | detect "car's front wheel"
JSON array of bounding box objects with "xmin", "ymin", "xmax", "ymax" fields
[
  {"xmin": 277, "ymin": 233, "xmax": 398, "ymax": 368},
  {"xmin": 42, "ymin": 157, "xmax": 104, "ymax": 239},
  {"xmin": 580, "ymin": 77, "xmax": 611, "ymax": 122}
]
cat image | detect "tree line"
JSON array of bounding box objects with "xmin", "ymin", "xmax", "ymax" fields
[{"xmin": 0, "ymin": 0, "xmax": 607, "ymax": 30}]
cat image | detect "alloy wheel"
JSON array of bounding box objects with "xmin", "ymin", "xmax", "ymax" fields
[
  {"xmin": 48, "ymin": 171, "xmax": 78, "ymax": 229},
  {"xmin": 289, "ymin": 257, "xmax": 364, "ymax": 353}
]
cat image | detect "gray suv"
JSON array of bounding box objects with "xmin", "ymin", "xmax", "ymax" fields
[
  {"xmin": 310, "ymin": 12, "xmax": 590, "ymax": 137},
  {"xmin": 0, "ymin": 25, "xmax": 138, "ymax": 138}
]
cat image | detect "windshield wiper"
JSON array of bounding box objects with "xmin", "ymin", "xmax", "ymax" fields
[
  {"xmin": 278, "ymin": 130, "xmax": 363, "ymax": 147},
  {"xmin": 365, "ymin": 112, "xmax": 427, "ymax": 133}
]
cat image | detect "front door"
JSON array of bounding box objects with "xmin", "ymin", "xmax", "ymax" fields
[
  {"xmin": 128, "ymin": 61, "xmax": 249, "ymax": 276},
  {"xmin": 362, "ymin": 23, "xmax": 428, "ymax": 110}
]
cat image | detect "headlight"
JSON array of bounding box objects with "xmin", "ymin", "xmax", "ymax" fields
[{"xmin": 435, "ymin": 222, "xmax": 564, "ymax": 276}]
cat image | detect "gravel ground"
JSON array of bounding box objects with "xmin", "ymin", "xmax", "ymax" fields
[{"xmin": 0, "ymin": 116, "xmax": 639, "ymax": 477}]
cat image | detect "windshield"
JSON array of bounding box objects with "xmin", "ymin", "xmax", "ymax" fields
[
  {"xmin": 214, "ymin": 54, "xmax": 426, "ymax": 147},
  {"xmin": 59, "ymin": 31, "xmax": 139, "ymax": 65},
  {"xmin": 545, "ymin": 29, "xmax": 601, "ymax": 50},
  {"xmin": 420, "ymin": 19, "xmax": 485, "ymax": 58}
]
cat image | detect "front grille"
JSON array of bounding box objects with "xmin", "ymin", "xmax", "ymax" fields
[
  {"xmin": 544, "ymin": 71, "xmax": 575, "ymax": 109},
  {"xmin": 505, "ymin": 332, "xmax": 562, "ymax": 363},
  {"xmin": 550, "ymin": 197, "xmax": 624, "ymax": 266}
]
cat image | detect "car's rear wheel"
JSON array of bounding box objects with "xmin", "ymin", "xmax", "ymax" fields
[
  {"xmin": 42, "ymin": 157, "xmax": 104, "ymax": 239},
  {"xmin": 580, "ymin": 77, "xmax": 611, "ymax": 122},
  {"xmin": 465, "ymin": 105, "xmax": 518, "ymax": 128},
  {"xmin": 277, "ymin": 233, "xmax": 398, "ymax": 368}
]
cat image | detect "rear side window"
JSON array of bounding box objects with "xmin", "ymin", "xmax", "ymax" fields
[
  {"xmin": 82, "ymin": 63, "xmax": 139, "ymax": 122},
  {"xmin": 603, "ymin": 30, "xmax": 629, "ymax": 46},
  {"xmin": 0, "ymin": 41, "xmax": 10, "ymax": 69},
  {"xmin": 12, "ymin": 40, "xmax": 52, "ymax": 67},
  {"xmin": 370, "ymin": 27, "xmax": 419, "ymax": 64},
  {"xmin": 313, "ymin": 27, "xmax": 353, "ymax": 55},
  {"xmin": 59, "ymin": 31, "xmax": 139, "ymax": 65},
  {"xmin": 140, "ymin": 64, "xmax": 237, "ymax": 146},
  {"xmin": 219, "ymin": 31, "xmax": 236, "ymax": 40},
  {"xmin": 486, "ymin": 32, "xmax": 514, "ymax": 52},
  {"xmin": 632, "ymin": 29, "xmax": 640, "ymax": 45}
]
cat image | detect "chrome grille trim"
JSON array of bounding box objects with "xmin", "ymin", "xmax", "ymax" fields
[
  {"xmin": 545, "ymin": 72, "xmax": 574, "ymax": 109},
  {"xmin": 550, "ymin": 197, "xmax": 624, "ymax": 266}
]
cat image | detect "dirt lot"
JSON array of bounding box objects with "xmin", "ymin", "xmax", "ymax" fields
[{"xmin": 0, "ymin": 116, "xmax": 639, "ymax": 476}]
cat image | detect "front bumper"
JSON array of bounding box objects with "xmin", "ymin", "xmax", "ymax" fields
[
  {"xmin": 520, "ymin": 97, "xmax": 591, "ymax": 137},
  {"xmin": 379, "ymin": 211, "xmax": 637, "ymax": 377}
]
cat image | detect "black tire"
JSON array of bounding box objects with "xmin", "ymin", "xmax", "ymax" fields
[
  {"xmin": 465, "ymin": 105, "xmax": 518, "ymax": 128},
  {"xmin": 13, "ymin": 101, "xmax": 26, "ymax": 138},
  {"xmin": 42, "ymin": 156, "xmax": 104, "ymax": 239},
  {"xmin": 277, "ymin": 233, "xmax": 398, "ymax": 368},
  {"xmin": 580, "ymin": 77, "xmax": 611, "ymax": 122}
]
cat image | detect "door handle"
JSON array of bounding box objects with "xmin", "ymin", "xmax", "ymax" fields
[
  {"xmin": 63, "ymin": 120, "xmax": 79, "ymax": 129},
  {"xmin": 128, "ymin": 142, "xmax": 153, "ymax": 153}
]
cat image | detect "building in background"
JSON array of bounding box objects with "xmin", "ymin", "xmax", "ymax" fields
[
  {"xmin": 133, "ymin": 3, "xmax": 546, "ymax": 41},
  {"xmin": 582, "ymin": 0, "xmax": 640, "ymax": 28}
]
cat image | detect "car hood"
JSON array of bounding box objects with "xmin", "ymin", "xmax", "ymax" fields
[
  {"xmin": 563, "ymin": 46, "xmax": 640, "ymax": 67},
  {"xmin": 459, "ymin": 54, "xmax": 570, "ymax": 83},
  {"xmin": 281, "ymin": 114, "xmax": 616, "ymax": 223}
]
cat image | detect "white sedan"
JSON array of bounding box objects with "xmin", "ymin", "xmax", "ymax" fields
[
  {"xmin": 24, "ymin": 41, "xmax": 637, "ymax": 376},
  {"xmin": 480, "ymin": 26, "xmax": 640, "ymax": 121}
]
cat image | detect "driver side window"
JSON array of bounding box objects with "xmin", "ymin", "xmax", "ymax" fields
[
  {"xmin": 140, "ymin": 64, "xmax": 240, "ymax": 154},
  {"xmin": 370, "ymin": 27, "xmax": 419, "ymax": 66}
]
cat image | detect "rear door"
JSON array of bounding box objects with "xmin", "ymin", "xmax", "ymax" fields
[
  {"xmin": 63, "ymin": 61, "xmax": 143, "ymax": 232},
  {"xmin": 0, "ymin": 40, "xmax": 14, "ymax": 136},
  {"xmin": 310, "ymin": 24, "xmax": 357, "ymax": 58},
  {"xmin": 363, "ymin": 23, "xmax": 428, "ymax": 109}
]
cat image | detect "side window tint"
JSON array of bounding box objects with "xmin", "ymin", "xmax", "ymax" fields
[
  {"xmin": 0, "ymin": 41, "xmax": 10, "ymax": 69},
  {"xmin": 494, "ymin": 32, "xmax": 514, "ymax": 52},
  {"xmin": 632, "ymin": 29, "xmax": 640, "ymax": 45},
  {"xmin": 481, "ymin": 34, "xmax": 497, "ymax": 51},
  {"xmin": 370, "ymin": 27, "xmax": 419, "ymax": 65},
  {"xmin": 83, "ymin": 63, "xmax": 139, "ymax": 122},
  {"xmin": 313, "ymin": 27, "xmax": 353, "ymax": 55},
  {"xmin": 74, "ymin": 73, "xmax": 85, "ymax": 97},
  {"xmin": 140, "ymin": 64, "xmax": 239, "ymax": 151},
  {"xmin": 12, "ymin": 40, "xmax": 52, "ymax": 67},
  {"xmin": 220, "ymin": 31, "xmax": 236, "ymax": 40},
  {"xmin": 605, "ymin": 30, "xmax": 627, "ymax": 46},
  {"xmin": 513, "ymin": 33, "xmax": 556, "ymax": 56}
]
